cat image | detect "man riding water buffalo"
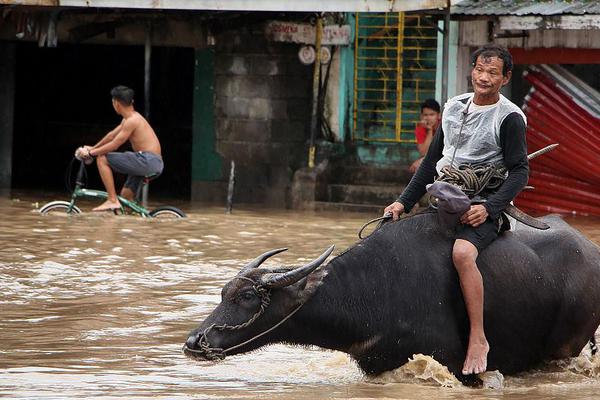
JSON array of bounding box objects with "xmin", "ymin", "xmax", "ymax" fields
[
  {"xmin": 183, "ymin": 44, "xmax": 600, "ymax": 382},
  {"xmin": 384, "ymin": 43, "xmax": 527, "ymax": 375}
]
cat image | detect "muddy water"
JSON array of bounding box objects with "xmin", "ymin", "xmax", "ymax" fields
[{"xmin": 1, "ymin": 195, "xmax": 600, "ymax": 399}]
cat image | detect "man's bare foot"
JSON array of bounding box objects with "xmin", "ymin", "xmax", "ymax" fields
[
  {"xmin": 462, "ymin": 336, "xmax": 489, "ymax": 375},
  {"xmin": 92, "ymin": 200, "xmax": 121, "ymax": 212}
]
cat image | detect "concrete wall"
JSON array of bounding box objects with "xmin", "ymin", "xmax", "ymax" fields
[{"xmin": 211, "ymin": 25, "xmax": 313, "ymax": 206}]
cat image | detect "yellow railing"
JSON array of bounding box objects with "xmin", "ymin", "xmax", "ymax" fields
[{"xmin": 353, "ymin": 13, "xmax": 437, "ymax": 143}]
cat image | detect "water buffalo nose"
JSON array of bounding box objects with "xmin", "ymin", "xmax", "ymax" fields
[{"xmin": 186, "ymin": 334, "xmax": 199, "ymax": 349}]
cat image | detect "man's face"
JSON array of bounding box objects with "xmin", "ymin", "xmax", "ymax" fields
[
  {"xmin": 471, "ymin": 55, "xmax": 511, "ymax": 98},
  {"xmin": 112, "ymin": 98, "xmax": 120, "ymax": 113},
  {"xmin": 421, "ymin": 107, "xmax": 440, "ymax": 128}
]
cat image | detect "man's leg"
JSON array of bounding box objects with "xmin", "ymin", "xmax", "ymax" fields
[
  {"xmin": 120, "ymin": 187, "xmax": 135, "ymax": 201},
  {"xmin": 93, "ymin": 154, "xmax": 121, "ymax": 211},
  {"xmin": 453, "ymin": 238, "xmax": 489, "ymax": 375}
]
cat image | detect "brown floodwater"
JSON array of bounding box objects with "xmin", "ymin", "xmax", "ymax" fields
[{"xmin": 1, "ymin": 194, "xmax": 600, "ymax": 399}]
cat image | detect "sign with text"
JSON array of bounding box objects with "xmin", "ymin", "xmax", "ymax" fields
[{"xmin": 265, "ymin": 21, "xmax": 351, "ymax": 45}]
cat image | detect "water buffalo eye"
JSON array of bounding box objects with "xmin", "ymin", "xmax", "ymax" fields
[{"xmin": 239, "ymin": 291, "xmax": 255, "ymax": 301}]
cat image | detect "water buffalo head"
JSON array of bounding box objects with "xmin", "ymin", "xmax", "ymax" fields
[{"xmin": 183, "ymin": 245, "xmax": 335, "ymax": 361}]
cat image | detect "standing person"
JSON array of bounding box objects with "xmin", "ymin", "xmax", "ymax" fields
[
  {"xmin": 383, "ymin": 44, "xmax": 528, "ymax": 376},
  {"xmin": 75, "ymin": 86, "xmax": 163, "ymax": 211},
  {"xmin": 409, "ymin": 99, "xmax": 441, "ymax": 173}
]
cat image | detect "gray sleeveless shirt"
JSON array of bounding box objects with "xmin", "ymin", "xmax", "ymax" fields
[{"xmin": 436, "ymin": 93, "xmax": 527, "ymax": 174}]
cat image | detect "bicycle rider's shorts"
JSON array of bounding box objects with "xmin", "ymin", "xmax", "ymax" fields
[{"xmin": 106, "ymin": 151, "xmax": 164, "ymax": 195}]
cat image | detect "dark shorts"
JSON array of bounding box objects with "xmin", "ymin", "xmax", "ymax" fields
[
  {"xmin": 455, "ymin": 217, "xmax": 501, "ymax": 253},
  {"xmin": 106, "ymin": 151, "xmax": 164, "ymax": 195}
]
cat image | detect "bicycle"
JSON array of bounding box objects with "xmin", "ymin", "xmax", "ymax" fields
[{"xmin": 39, "ymin": 158, "xmax": 186, "ymax": 218}]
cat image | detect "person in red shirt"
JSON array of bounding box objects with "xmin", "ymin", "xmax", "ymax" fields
[{"xmin": 409, "ymin": 99, "xmax": 441, "ymax": 173}]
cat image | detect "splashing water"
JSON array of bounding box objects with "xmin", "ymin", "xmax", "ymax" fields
[{"xmin": 368, "ymin": 354, "xmax": 460, "ymax": 387}]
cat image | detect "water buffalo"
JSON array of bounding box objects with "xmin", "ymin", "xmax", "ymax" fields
[{"xmin": 184, "ymin": 211, "xmax": 600, "ymax": 380}]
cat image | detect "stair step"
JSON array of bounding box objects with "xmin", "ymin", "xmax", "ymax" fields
[
  {"xmin": 327, "ymin": 184, "xmax": 404, "ymax": 205},
  {"xmin": 313, "ymin": 201, "xmax": 384, "ymax": 214},
  {"xmin": 331, "ymin": 165, "xmax": 412, "ymax": 185}
]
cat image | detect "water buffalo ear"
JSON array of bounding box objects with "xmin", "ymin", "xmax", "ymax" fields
[{"xmin": 259, "ymin": 245, "xmax": 334, "ymax": 288}]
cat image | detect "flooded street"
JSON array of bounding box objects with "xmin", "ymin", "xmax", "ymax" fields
[{"xmin": 1, "ymin": 194, "xmax": 600, "ymax": 399}]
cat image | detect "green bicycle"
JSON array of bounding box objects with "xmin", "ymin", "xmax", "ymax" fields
[{"xmin": 39, "ymin": 158, "xmax": 186, "ymax": 218}]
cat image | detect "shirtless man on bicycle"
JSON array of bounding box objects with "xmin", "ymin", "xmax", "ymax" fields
[{"xmin": 75, "ymin": 86, "xmax": 163, "ymax": 212}]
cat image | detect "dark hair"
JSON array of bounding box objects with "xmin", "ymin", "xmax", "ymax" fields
[
  {"xmin": 110, "ymin": 85, "xmax": 135, "ymax": 106},
  {"xmin": 471, "ymin": 44, "xmax": 513, "ymax": 76},
  {"xmin": 421, "ymin": 98, "xmax": 440, "ymax": 113}
]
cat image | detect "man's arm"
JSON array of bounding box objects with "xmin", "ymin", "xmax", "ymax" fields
[
  {"xmin": 397, "ymin": 124, "xmax": 444, "ymax": 212},
  {"xmin": 89, "ymin": 119, "xmax": 136, "ymax": 157},
  {"xmin": 483, "ymin": 112, "xmax": 529, "ymax": 219},
  {"xmin": 91, "ymin": 121, "xmax": 124, "ymax": 149}
]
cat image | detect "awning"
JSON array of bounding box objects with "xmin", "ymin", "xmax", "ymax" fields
[{"xmin": 0, "ymin": 0, "xmax": 448, "ymax": 12}]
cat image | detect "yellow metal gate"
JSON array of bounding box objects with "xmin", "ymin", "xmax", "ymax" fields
[{"xmin": 352, "ymin": 13, "xmax": 438, "ymax": 143}]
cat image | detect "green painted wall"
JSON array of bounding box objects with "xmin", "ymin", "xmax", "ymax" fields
[
  {"xmin": 337, "ymin": 13, "xmax": 356, "ymax": 142},
  {"xmin": 192, "ymin": 48, "xmax": 222, "ymax": 181}
]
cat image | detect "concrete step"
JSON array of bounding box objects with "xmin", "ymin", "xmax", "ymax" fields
[
  {"xmin": 313, "ymin": 201, "xmax": 384, "ymax": 214},
  {"xmin": 331, "ymin": 164, "xmax": 412, "ymax": 186},
  {"xmin": 327, "ymin": 183, "xmax": 404, "ymax": 205}
]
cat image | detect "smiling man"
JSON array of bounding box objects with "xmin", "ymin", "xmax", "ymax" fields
[{"xmin": 384, "ymin": 44, "xmax": 528, "ymax": 376}]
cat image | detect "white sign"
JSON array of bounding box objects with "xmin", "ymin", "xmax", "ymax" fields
[{"xmin": 265, "ymin": 21, "xmax": 352, "ymax": 45}]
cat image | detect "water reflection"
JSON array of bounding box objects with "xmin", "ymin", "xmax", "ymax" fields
[{"xmin": 1, "ymin": 195, "xmax": 599, "ymax": 399}]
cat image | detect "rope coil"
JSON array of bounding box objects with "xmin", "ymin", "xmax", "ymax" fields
[{"xmin": 437, "ymin": 164, "xmax": 506, "ymax": 198}]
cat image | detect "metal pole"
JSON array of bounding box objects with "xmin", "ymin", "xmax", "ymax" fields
[
  {"xmin": 308, "ymin": 15, "xmax": 323, "ymax": 169},
  {"xmin": 144, "ymin": 22, "xmax": 152, "ymax": 120},
  {"xmin": 441, "ymin": 0, "xmax": 450, "ymax": 105},
  {"xmin": 226, "ymin": 160, "xmax": 235, "ymax": 214},
  {"xmin": 142, "ymin": 22, "xmax": 152, "ymax": 208}
]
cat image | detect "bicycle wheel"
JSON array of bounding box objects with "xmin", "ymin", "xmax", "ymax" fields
[
  {"xmin": 149, "ymin": 206, "xmax": 186, "ymax": 218},
  {"xmin": 39, "ymin": 201, "xmax": 82, "ymax": 215}
]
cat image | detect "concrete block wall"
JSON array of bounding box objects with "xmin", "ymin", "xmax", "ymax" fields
[
  {"xmin": 215, "ymin": 25, "xmax": 312, "ymax": 206},
  {"xmin": 214, "ymin": 26, "xmax": 312, "ymax": 206}
]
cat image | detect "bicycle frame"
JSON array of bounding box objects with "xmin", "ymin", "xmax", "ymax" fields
[{"xmin": 68, "ymin": 160, "xmax": 152, "ymax": 217}]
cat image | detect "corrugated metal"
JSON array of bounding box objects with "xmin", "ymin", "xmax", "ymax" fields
[
  {"xmin": 458, "ymin": 19, "xmax": 600, "ymax": 48},
  {"xmin": 452, "ymin": 0, "xmax": 600, "ymax": 16},
  {"xmin": 515, "ymin": 65, "xmax": 600, "ymax": 217}
]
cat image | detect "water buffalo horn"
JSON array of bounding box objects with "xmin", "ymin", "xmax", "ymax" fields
[
  {"xmin": 238, "ymin": 248, "xmax": 288, "ymax": 275},
  {"xmin": 260, "ymin": 245, "xmax": 335, "ymax": 288}
]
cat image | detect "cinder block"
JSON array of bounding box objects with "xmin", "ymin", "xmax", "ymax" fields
[
  {"xmin": 270, "ymin": 120, "xmax": 307, "ymax": 142},
  {"xmin": 216, "ymin": 97, "xmax": 250, "ymax": 118},
  {"xmin": 247, "ymin": 98, "xmax": 272, "ymax": 120},
  {"xmin": 239, "ymin": 77, "xmax": 272, "ymax": 98},
  {"xmin": 270, "ymin": 99, "xmax": 288, "ymax": 120},
  {"xmin": 228, "ymin": 119, "xmax": 271, "ymax": 142},
  {"xmin": 249, "ymin": 56, "xmax": 283, "ymax": 76}
]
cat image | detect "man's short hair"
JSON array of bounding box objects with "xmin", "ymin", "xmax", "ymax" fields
[
  {"xmin": 421, "ymin": 98, "xmax": 440, "ymax": 114},
  {"xmin": 110, "ymin": 85, "xmax": 135, "ymax": 106},
  {"xmin": 471, "ymin": 44, "xmax": 513, "ymax": 77}
]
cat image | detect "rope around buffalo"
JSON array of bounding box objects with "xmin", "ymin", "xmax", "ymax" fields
[
  {"xmin": 357, "ymin": 164, "xmax": 506, "ymax": 239},
  {"xmin": 437, "ymin": 164, "xmax": 507, "ymax": 198}
]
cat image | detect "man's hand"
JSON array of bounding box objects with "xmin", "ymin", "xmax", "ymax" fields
[
  {"xmin": 384, "ymin": 201, "xmax": 405, "ymax": 221},
  {"xmin": 460, "ymin": 204, "xmax": 489, "ymax": 227},
  {"xmin": 74, "ymin": 146, "xmax": 94, "ymax": 164},
  {"xmin": 74, "ymin": 146, "xmax": 86, "ymax": 160},
  {"xmin": 420, "ymin": 116, "xmax": 433, "ymax": 133}
]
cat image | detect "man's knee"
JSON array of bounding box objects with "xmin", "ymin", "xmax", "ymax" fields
[
  {"xmin": 96, "ymin": 154, "xmax": 108, "ymax": 164},
  {"xmin": 452, "ymin": 239, "xmax": 478, "ymax": 270}
]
